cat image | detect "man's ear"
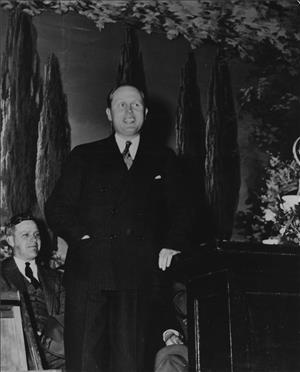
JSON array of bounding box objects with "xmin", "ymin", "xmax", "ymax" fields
[
  {"xmin": 145, "ymin": 108, "xmax": 148, "ymax": 117},
  {"xmin": 106, "ymin": 108, "xmax": 112, "ymax": 122},
  {"xmin": 6, "ymin": 235, "xmax": 14, "ymax": 248}
]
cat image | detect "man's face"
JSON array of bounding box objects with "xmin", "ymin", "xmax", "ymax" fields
[
  {"xmin": 8, "ymin": 220, "xmax": 41, "ymax": 261},
  {"xmin": 106, "ymin": 85, "xmax": 148, "ymax": 139}
]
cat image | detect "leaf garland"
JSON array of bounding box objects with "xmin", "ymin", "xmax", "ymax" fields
[{"xmin": 0, "ymin": 0, "xmax": 299, "ymax": 63}]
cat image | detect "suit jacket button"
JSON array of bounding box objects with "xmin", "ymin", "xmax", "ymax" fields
[{"xmin": 111, "ymin": 208, "xmax": 117, "ymax": 215}]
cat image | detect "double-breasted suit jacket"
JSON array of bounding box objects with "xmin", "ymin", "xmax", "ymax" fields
[{"xmin": 45, "ymin": 134, "xmax": 189, "ymax": 290}]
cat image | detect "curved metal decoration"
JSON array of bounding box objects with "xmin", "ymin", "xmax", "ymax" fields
[{"xmin": 292, "ymin": 136, "xmax": 300, "ymax": 166}]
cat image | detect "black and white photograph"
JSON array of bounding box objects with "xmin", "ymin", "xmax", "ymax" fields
[{"xmin": 0, "ymin": 1, "xmax": 299, "ymax": 371}]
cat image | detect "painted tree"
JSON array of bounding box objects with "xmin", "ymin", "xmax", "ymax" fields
[
  {"xmin": 176, "ymin": 52, "xmax": 205, "ymax": 176},
  {"xmin": 116, "ymin": 25, "xmax": 163, "ymax": 142},
  {"xmin": 35, "ymin": 53, "xmax": 71, "ymax": 219},
  {"xmin": 116, "ymin": 26, "xmax": 147, "ymax": 94},
  {"xmin": 0, "ymin": 9, "xmax": 42, "ymax": 223},
  {"xmin": 175, "ymin": 52, "xmax": 212, "ymax": 242},
  {"xmin": 205, "ymin": 51, "xmax": 240, "ymax": 241}
]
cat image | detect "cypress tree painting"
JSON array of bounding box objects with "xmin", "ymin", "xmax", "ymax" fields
[
  {"xmin": 175, "ymin": 52, "xmax": 211, "ymax": 243},
  {"xmin": 116, "ymin": 26, "xmax": 147, "ymax": 94},
  {"xmin": 176, "ymin": 52, "xmax": 205, "ymax": 188},
  {"xmin": 205, "ymin": 51, "xmax": 240, "ymax": 241},
  {"xmin": 0, "ymin": 9, "xmax": 42, "ymax": 223},
  {"xmin": 35, "ymin": 53, "xmax": 71, "ymax": 219}
]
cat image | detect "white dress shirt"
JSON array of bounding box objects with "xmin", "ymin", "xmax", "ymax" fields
[
  {"xmin": 14, "ymin": 256, "xmax": 39, "ymax": 282},
  {"xmin": 114, "ymin": 133, "xmax": 140, "ymax": 159}
]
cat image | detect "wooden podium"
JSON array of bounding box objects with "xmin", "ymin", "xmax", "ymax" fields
[
  {"xmin": 173, "ymin": 242, "xmax": 300, "ymax": 372},
  {"xmin": 0, "ymin": 290, "xmax": 44, "ymax": 371},
  {"xmin": 0, "ymin": 291, "xmax": 27, "ymax": 370}
]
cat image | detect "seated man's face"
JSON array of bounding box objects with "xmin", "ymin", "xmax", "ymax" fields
[{"xmin": 8, "ymin": 220, "xmax": 41, "ymax": 261}]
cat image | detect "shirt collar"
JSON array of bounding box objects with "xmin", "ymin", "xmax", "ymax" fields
[
  {"xmin": 114, "ymin": 133, "xmax": 140, "ymax": 159},
  {"xmin": 14, "ymin": 256, "xmax": 39, "ymax": 281}
]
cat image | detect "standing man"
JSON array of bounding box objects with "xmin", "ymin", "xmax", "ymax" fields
[
  {"xmin": 45, "ymin": 84, "xmax": 190, "ymax": 372},
  {"xmin": 1, "ymin": 214, "xmax": 65, "ymax": 369}
]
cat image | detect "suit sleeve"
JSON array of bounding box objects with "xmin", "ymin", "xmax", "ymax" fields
[{"xmin": 45, "ymin": 146, "xmax": 89, "ymax": 244}]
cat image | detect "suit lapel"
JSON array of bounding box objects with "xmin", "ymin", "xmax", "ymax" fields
[
  {"xmin": 2, "ymin": 257, "xmax": 27, "ymax": 292},
  {"xmin": 97, "ymin": 135, "xmax": 126, "ymax": 168},
  {"xmin": 97, "ymin": 134, "xmax": 156, "ymax": 172},
  {"xmin": 91, "ymin": 135, "xmax": 156, "ymax": 207},
  {"xmin": 113, "ymin": 136, "xmax": 156, "ymax": 207},
  {"xmin": 129, "ymin": 136, "xmax": 153, "ymax": 174},
  {"xmin": 108, "ymin": 136, "xmax": 134, "ymax": 206}
]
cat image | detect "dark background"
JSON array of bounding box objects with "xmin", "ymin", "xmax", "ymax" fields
[{"xmin": 0, "ymin": 8, "xmax": 289, "ymax": 237}]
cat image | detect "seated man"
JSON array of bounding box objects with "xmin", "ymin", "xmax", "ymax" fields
[
  {"xmin": 1, "ymin": 214, "xmax": 65, "ymax": 370},
  {"xmin": 154, "ymin": 282, "xmax": 188, "ymax": 372}
]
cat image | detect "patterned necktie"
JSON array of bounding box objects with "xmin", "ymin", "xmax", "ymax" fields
[
  {"xmin": 122, "ymin": 140, "xmax": 133, "ymax": 169},
  {"xmin": 25, "ymin": 262, "xmax": 40, "ymax": 289}
]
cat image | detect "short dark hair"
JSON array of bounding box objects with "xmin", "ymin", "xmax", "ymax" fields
[
  {"xmin": 106, "ymin": 84, "xmax": 146, "ymax": 108},
  {"xmin": 5, "ymin": 213, "xmax": 36, "ymax": 235}
]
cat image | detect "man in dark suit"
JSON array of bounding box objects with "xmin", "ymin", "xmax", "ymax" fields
[
  {"xmin": 1, "ymin": 214, "xmax": 65, "ymax": 369},
  {"xmin": 45, "ymin": 84, "xmax": 190, "ymax": 372}
]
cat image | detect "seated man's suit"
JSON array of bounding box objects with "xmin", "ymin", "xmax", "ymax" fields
[{"xmin": 1, "ymin": 257, "xmax": 65, "ymax": 369}]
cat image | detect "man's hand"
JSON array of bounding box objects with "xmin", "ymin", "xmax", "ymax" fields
[
  {"xmin": 163, "ymin": 329, "xmax": 184, "ymax": 346},
  {"xmin": 158, "ymin": 248, "xmax": 181, "ymax": 271}
]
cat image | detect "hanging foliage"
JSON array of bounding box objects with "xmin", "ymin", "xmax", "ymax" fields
[{"xmin": 0, "ymin": 0, "xmax": 299, "ymax": 65}]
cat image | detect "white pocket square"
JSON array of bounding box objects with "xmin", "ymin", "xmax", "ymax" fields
[{"xmin": 154, "ymin": 175, "xmax": 162, "ymax": 180}]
